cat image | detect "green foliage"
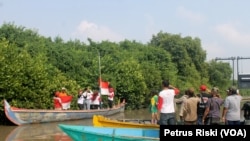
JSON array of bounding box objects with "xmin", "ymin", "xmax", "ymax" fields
[
  {"xmin": 207, "ymin": 60, "xmax": 233, "ymax": 97},
  {"xmin": 0, "ymin": 23, "xmax": 237, "ymax": 111}
]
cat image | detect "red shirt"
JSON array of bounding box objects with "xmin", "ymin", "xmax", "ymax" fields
[{"xmin": 53, "ymin": 97, "xmax": 62, "ymax": 109}]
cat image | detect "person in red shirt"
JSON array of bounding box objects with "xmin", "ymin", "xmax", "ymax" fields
[{"xmin": 53, "ymin": 91, "xmax": 62, "ymax": 110}]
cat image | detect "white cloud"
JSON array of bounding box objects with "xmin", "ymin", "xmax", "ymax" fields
[
  {"xmin": 215, "ymin": 23, "xmax": 250, "ymax": 46},
  {"xmin": 144, "ymin": 14, "xmax": 157, "ymax": 42},
  {"xmin": 203, "ymin": 42, "xmax": 224, "ymax": 61},
  {"xmin": 72, "ymin": 20, "xmax": 124, "ymax": 42},
  {"xmin": 176, "ymin": 6, "xmax": 205, "ymax": 24}
]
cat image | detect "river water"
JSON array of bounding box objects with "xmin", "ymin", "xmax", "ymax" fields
[
  {"xmin": 1, "ymin": 100, "xmax": 249, "ymax": 141},
  {"xmin": 0, "ymin": 109, "xmax": 152, "ymax": 141}
]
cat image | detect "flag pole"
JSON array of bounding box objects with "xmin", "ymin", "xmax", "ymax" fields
[
  {"xmin": 98, "ymin": 51, "xmax": 103, "ymax": 109},
  {"xmin": 98, "ymin": 51, "xmax": 101, "ymax": 83}
]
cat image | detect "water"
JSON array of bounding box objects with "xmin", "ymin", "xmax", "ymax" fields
[
  {"xmin": 2, "ymin": 101, "xmax": 249, "ymax": 141},
  {"xmin": 0, "ymin": 109, "xmax": 152, "ymax": 141}
]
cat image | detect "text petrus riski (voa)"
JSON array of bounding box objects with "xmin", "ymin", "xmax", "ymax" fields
[
  {"xmin": 164, "ymin": 129, "xmax": 218, "ymax": 136},
  {"xmin": 164, "ymin": 128, "xmax": 246, "ymax": 138}
]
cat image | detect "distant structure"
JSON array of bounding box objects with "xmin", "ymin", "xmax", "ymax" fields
[
  {"xmin": 215, "ymin": 56, "xmax": 250, "ymax": 89},
  {"xmin": 237, "ymin": 57, "xmax": 250, "ymax": 89}
]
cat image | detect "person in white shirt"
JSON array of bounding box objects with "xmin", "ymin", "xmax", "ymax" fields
[
  {"xmin": 82, "ymin": 87, "xmax": 93, "ymax": 110},
  {"xmin": 77, "ymin": 89, "xmax": 84, "ymax": 110},
  {"xmin": 91, "ymin": 91, "xmax": 101, "ymax": 109},
  {"xmin": 108, "ymin": 85, "xmax": 115, "ymax": 109},
  {"xmin": 157, "ymin": 80, "xmax": 180, "ymax": 125}
]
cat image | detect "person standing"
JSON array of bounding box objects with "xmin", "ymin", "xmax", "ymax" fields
[
  {"xmin": 58, "ymin": 87, "xmax": 72, "ymax": 110},
  {"xmin": 82, "ymin": 87, "xmax": 93, "ymax": 110},
  {"xmin": 202, "ymin": 87, "xmax": 224, "ymax": 125},
  {"xmin": 108, "ymin": 85, "xmax": 115, "ymax": 109},
  {"xmin": 241, "ymin": 101, "xmax": 250, "ymax": 125},
  {"xmin": 222, "ymin": 86, "xmax": 242, "ymax": 125},
  {"xmin": 197, "ymin": 85, "xmax": 212, "ymax": 125},
  {"xmin": 91, "ymin": 91, "xmax": 101, "ymax": 109},
  {"xmin": 183, "ymin": 88, "xmax": 200, "ymax": 125},
  {"xmin": 59, "ymin": 87, "xmax": 68, "ymax": 97},
  {"xmin": 77, "ymin": 89, "xmax": 84, "ymax": 110},
  {"xmin": 157, "ymin": 80, "xmax": 180, "ymax": 125},
  {"xmin": 175, "ymin": 89, "xmax": 189, "ymax": 123},
  {"xmin": 149, "ymin": 90, "xmax": 159, "ymax": 124},
  {"xmin": 53, "ymin": 91, "xmax": 62, "ymax": 110}
]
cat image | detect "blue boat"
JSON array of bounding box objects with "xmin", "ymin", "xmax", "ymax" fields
[{"xmin": 58, "ymin": 124, "xmax": 159, "ymax": 141}]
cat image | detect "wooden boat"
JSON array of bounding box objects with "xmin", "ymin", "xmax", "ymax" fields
[
  {"xmin": 93, "ymin": 115, "xmax": 159, "ymax": 129},
  {"xmin": 58, "ymin": 124, "xmax": 159, "ymax": 141},
  {"xmin": 4, "ymin": 99, "xmax": 125, "ymax": 126}
]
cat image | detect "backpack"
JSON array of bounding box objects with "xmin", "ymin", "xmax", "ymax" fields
[{"xmin": 197, "ymin": 94, "xmax": 206, "ymax": 116}]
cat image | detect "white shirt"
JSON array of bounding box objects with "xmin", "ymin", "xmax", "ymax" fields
[
  {"xmin": 108, "ymin": 91, "xmax": 114, "ymax": 101},
  {"xmin": 82, "ymin": 90, "xmax": 93, "ymax": 100},
  {"xmin": 91, "ymin": 93, "xmax": 101, "ymax": 105},
  {"xmin": 159, "ymin": 89, "xmax": 176, "ymax": 113},
  {"xmin": 77, "ymin": 93, "xmax": 84, "ymax": 104}
]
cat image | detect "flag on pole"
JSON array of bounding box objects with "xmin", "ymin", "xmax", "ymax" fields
[{"xmin": 99, "ymin": 78, "xmax": 109, "ymax": 95}]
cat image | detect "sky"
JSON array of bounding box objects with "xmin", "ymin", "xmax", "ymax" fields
[{"xmin": 1, "ymin": 0, "xmax": 250, "ymax": 76}]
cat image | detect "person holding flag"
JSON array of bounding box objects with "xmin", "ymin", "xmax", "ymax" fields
[{"xmin": 56, "ymin": 87, "xmax": 73, "ymax": 110}]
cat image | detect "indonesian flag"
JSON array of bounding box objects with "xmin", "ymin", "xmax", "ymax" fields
[
  {"xmin": 59, "ymin": 95, "xmax": 73, "ymax": 110},
  {"xmin": 99, "ymin": 78, "xmax": 109, "ymax": 95}
]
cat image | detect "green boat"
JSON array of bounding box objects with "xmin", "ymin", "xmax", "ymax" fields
[{"xmin": 58, "ymin": 124, "xmax": 159, "ymax": 141}]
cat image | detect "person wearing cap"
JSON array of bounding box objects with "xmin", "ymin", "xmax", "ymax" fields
[
  {"xmin": 157, "ymin": 79, "xmax": 180, "ymax": 125},
  {"xmin": 197, "ymin": 84, "xmax": 212, "ymax": 125},
  {"xmin": 202, "ymin": 87, "xmax": 224, "ymax": 125},
  {"xmin": 222, "ymin": 86, "xmax": 242, "ymax": 125},
  {"xmin": 59, "ymin": 87, "xmax": 68, "ymax": 97},
  {"xmin": 182, "ymin": 88, "xmax": 200, "ymax": 125}
]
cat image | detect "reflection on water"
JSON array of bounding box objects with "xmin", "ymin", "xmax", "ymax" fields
[{"xmin": 1, "ymin": 111, "xmax": 144, "ymax": 141}]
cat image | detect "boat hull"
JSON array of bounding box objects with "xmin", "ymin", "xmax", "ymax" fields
[
  {"xmin": 93, "ymin": 115, "xmax": 159, "ymax": 129},
  {"xmin": 4, "ymin": 99, "xmax": 125, "ymax": 126},
  {"xmin": 58, "ymin": 124, "xmax": 159, "ymax": 141}
]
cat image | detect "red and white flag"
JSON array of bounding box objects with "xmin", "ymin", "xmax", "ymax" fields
[
  {"xmin": 59, "ymin": 95, "xmax": 73, "ymax": 110},
  {"xmin": 99, "ymin": 78, "xmax": 109, "ymax": 95}
]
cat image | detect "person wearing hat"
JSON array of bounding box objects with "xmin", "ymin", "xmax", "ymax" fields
[
  {"xmin": 59, "ymin": 87, "xmax": 68, "ymax": 97},
  {"xmin": 222, "ymin": 86, "xmax": 242, "ymax": 125},
  {"xmin": 182, "ymin": 87, "xmax": 200, "ymax": 125},
  {"xmin": 202, "ymin": 87, "xmax": 224, "ymax": 125},
  {"xmin": 197, "ymin": 84, "xmax": 212, "ymax": 125}
]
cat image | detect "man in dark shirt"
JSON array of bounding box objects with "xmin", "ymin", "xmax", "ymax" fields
[
  {"xmin": 241, "ymin": 101, "xmax": 250, "ymax": 125},
  {"xmin": 197, "ymin": 85, "xmax": 212, "ymax": 125}
]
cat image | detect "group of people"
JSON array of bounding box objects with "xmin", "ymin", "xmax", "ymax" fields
[
  {"xmin": 149, "ymin": 79, "xmax": 250, "ymax": 125},
  {"xmin": 53, "ymin": 85, "xmax": 115, "ymax": 110}
]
